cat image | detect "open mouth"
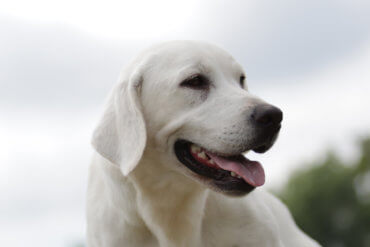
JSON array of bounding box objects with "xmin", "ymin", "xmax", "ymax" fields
[{"xmin": 174, "ymin": 140, "xmax": 265, "ymax": 195}]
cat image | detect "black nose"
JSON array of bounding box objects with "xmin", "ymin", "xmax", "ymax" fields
[{"xmin": 252, "ymin": 104, "xmax": 283, "ymax": 127}]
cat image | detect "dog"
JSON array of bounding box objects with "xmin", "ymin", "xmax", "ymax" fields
[{"xmin": 87, "ymin": 41, "xmax": 321, "ymax": 247}]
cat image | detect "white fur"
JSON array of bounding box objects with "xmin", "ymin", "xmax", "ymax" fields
[{"xmin": 87, "ymin": 41, "xmax": 321, "ymax": 247}]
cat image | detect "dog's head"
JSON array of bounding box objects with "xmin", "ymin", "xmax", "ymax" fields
[{"xmin": 92, "ymin": 41, "xmax": 282, "ymax": 196}]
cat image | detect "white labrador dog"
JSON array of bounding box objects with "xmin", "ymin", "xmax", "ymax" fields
[{"xmin": 87, "ymin": 41, "xmax": 320, "ymax": 247}]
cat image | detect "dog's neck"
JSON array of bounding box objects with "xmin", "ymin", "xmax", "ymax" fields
[{"xmin": 129, "ymin": 149, "xmax": 209, "ymax": 247}]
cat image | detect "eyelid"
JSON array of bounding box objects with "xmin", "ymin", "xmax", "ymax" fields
[
  {"xmin": 180, "ymin": 73, "xmax": 201, "ymax": 84},
  {"xmin": 188, "ymin": 73, "xmax": 202, "ymax": 80},
  {"xmin": 180, "ymin": 73, "xmax": 210, "ymax": 89}
]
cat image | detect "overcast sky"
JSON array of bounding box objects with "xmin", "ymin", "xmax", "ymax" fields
[{"xmin": 1, "ymin": 1, "xmax": 370, "ymax": 246}]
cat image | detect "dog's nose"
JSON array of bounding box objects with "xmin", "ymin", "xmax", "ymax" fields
[{"xmin": 252, "ymin": 104, "xmax": 283, "ymax": 127}]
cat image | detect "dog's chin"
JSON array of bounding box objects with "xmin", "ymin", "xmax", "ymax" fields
[{"xmin": 174, "ymin": 139, "xmax": 269, "ymax": 196}]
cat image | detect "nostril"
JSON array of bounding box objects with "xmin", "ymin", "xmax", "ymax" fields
[{"xmin": 252, "ymin": 105, "xmax": 283, "ymax": 127}]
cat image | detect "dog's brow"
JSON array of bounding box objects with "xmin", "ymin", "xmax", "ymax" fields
[{"xmin": 193, "ymin": 62, "xmax": 211, "ymax": 74}]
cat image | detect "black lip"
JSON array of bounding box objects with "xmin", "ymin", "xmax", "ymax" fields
[{"xmin": 174, "ymin": 140, "xmax": 255, "ymax": 195}]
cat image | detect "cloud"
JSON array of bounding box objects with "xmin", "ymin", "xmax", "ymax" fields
[
  {"xmin": 0, "ymin": 17, "xmax": 139, "ymax": 110},
  {"xmin": 191, "ymin": 0, "xmax": 370, "ymax": 79},
  {"xmin": 1, "ymin": 1, "xmax": 370, "ymax": 109}
]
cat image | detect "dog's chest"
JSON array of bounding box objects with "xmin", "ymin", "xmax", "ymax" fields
[
  {"xmin": 201, "ymin": 219, "xmax": 282, "ymax": 247},
  {"xmin": 201, "ymin": 195, "xmax": 283, "ymax": 247}
]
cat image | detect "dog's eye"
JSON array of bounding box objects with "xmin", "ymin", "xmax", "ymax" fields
[
  {"xmin": 180, "ymin": 74, "xmax": 209, "ymax": 90},
  {"xmin": 240, "ymin": 75, "xmax": 246, "ymax": 88}
]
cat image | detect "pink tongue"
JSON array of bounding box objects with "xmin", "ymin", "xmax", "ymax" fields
[{"xmin": 206, "ymin": 153, "xmax": 265, "ymax": 187}]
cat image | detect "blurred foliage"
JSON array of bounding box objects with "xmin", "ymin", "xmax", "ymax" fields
[{"xmin": 278, "ymin": 138, "xmax": 370, "ymax": 247}]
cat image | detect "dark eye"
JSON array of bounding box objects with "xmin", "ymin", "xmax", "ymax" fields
[
  {"xmin": 240, "ymin": 75, "xmax": 246, "ymax": 88},
  {"xmin": 180, "ymin": 74, "xmax": 209, "ymax": 89}
]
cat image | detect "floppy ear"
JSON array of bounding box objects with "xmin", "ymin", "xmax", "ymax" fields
[{"xmin": 91, "ymin": 72, "xmax": 146, "ymax": 176}]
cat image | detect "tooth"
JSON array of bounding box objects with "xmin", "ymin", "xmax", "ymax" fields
[
  {"xmin": 190, "ymin": 145, "xmax": 197, "ymax": 153},
  {"xmin": 237, "ymin": 175, "xmax": 242, "ymax": 179},
  {"xmin": 209, "ymin": 159, "xmax": 215, "ymax": 164},
  {"xmin": 198, "ymin": 151, "xmax": 207, "ymax": 159},
  {"xmin": 191, "ymin": 144, "xmax": 201, "ymax": 153},
  {"xmin": 231, "ymin": 172, "xmax": 237, "ymax": 177}
]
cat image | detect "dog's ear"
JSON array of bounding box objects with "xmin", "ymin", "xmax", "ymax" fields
[{"xmin": 91, "ymin": 71, "xmax": 146, "ymax": 176}]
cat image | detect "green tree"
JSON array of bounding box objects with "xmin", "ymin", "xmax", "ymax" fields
[{"xmin": 278, "ymin": 138, "xmax": 370, "ymax": 247}]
